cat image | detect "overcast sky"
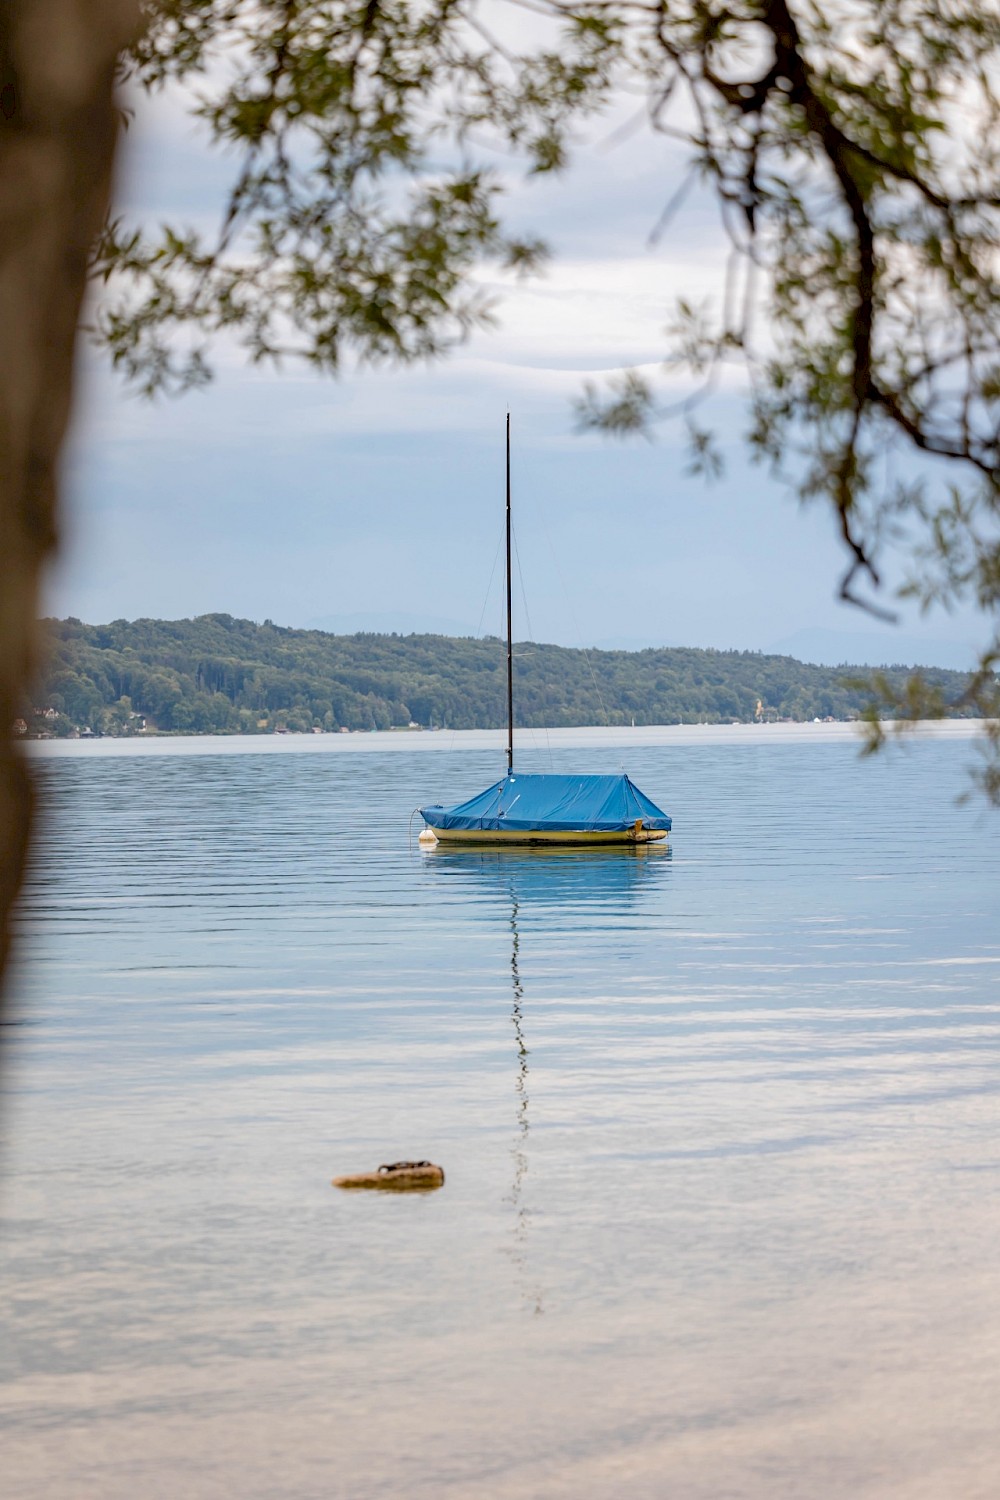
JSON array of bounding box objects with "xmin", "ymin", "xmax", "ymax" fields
[{"xmin": 49, "ymin": 76, "xmax": 982, "ymax": 670}]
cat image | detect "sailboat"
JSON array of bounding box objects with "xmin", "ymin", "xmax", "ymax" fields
[{"xmin": 417, "ymin": 416, "xmax": 673, "ymax": 847}]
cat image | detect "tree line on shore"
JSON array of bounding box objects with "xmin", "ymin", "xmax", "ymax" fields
[{"xmin": 26, "ymin": 613, "xmax": 979, "ymax": 738}]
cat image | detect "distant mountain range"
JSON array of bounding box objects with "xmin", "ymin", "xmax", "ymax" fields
[
  {"xmin": 306, "ymin": 610, "xmax": 480, "ymax": 638},
  {"xmin": 763, "ymin": 627, "xmax": 977, "ymax": 672},
  {"xmin": 24, "ymin": 614, "xmax": 982, "ymax": 738},
  {"xmin": 306, "ymin": 614, "xmax": 977, "ymax": 673}
]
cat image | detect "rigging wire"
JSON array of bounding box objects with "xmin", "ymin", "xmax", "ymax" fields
[
  {"xmin": 511, "ymin": 520, "xmax": 554, "ymax": 770},
  {"xmin": 511, "ymin": 523, "xmax": 535, "ymax": 646},
  {"xmin": 442, "ymin": 523, "xmax": 506, "ymax": 758},
  {"xmin": 476, "ymin": 528, "xmax": 505, "ymax": 640}
]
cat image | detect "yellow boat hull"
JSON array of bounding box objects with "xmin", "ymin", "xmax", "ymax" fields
[{"xmin": 420, "ymin": 825, "xmax": 668, "ymax": 846}]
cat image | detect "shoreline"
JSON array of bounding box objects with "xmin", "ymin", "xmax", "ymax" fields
[{"xmin": 22, "ymin": 719, "xmax": 985, "ymax": 759}]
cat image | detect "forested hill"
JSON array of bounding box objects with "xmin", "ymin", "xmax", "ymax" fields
[{"xmin": 29, "ymin": 613, "xmax": 976, "ymax": 737}]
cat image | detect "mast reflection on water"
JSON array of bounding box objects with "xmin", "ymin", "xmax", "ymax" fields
[{"xmin": 420, "ymin": 843, "xmax": 672, "ymax": 1313}]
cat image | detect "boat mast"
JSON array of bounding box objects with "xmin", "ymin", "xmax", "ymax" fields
[{"xmin": 506, "ymin": 411, "xmax": 514, "ymax": 775}]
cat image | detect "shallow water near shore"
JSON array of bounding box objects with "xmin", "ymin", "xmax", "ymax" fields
[{"xmin": 3, "ymin": 733, "xmax": 1000, "ymax": 1498}]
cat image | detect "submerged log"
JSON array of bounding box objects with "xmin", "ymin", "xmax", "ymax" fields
[{"xmin": 333, "ymin": 1160, "xmax": 445, "ymax": 1192}]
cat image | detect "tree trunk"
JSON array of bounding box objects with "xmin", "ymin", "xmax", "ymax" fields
[{"xmin": 0, "ymin": 0, "xmax": 139, "ymax": 1014}]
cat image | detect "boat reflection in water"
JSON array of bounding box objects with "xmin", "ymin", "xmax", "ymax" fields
[
  {"xmin": 506, "ymin": 878, "xmax": 539, "ymax": 1313},
  {"xmin": 421, "ymin": 839, "xmax": 672, "ymax": 908},
  {"xmin": 420, "ymin": 843, "xmax": 672, "ymax": 1311}
]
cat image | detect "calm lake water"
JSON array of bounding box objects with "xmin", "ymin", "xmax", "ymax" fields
[{"xmin": 3, "ymin": 732, "xmax": 1000, "ymax": 1498}]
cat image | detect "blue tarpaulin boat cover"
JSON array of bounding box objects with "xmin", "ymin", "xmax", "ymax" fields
[{"xmin": 420, "ymin": 773, "xmax": 671, "ymax": 834}]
